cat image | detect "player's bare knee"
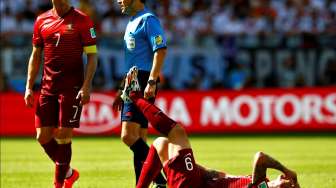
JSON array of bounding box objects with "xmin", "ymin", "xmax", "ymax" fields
[
  {"xmin": 36, "ymin": 133, "xmax": 52, "ymax": 144},
  {"xmin": 153, "ymin": 137, "xmax": 169, "ymax": 151},
  {"xmin": 55, "ymin": 128, "xmax": 73, "ymax": 144},
  {"xmin": 120, "ymin": 134, "xmax": 131, "ymax": 145},
  {"xmin": 153, "ymin": 137, "xmax": 169, "ymax": 162},
  {"xmin": 121, "ymin": 134, "xmax": 139, "ymax": 146},
  {"xmin": 139, "ymin": 128, "xmax": 147, "ymax": 142},
  {"xmin": 168, "ymin": 124, "xmax": 190, "ymax": 148},
  {"xmin": 169, "ymin": 124, "xmax": 187, "ymax": 139},
  {"xmin": 36, "ymin": 128, "xmax": 54, "ymax": 144},
  {"xmin": 55, "ymin": 138, "xmax": 72, "ymax": 144},
  {"xmin": 36, "ymin": 134, "xmax": 44, "ymax": 143},
  {"xmin": 121, "ymin": 122, "xmax": 142, "ymax": 146}
]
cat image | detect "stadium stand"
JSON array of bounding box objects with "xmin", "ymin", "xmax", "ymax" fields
[{"xmin": 1, "ymin": 0, "xmax": 336, "ymax": 92}]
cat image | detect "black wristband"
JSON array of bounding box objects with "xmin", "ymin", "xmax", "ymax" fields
[{"xmin": 147, "ymin": 79, "xmax": 156, "ymax": 86}]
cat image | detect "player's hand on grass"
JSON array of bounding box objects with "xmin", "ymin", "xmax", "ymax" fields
[
  {"xmin": 144, "ymin": 84, "xmax": 156, "ymax": 99},
  {"xmin": 76, "ymin": 87, "xmax": 90, "ymax": 105},
  {"xmin": 24, "ymin": 89, "xmax": 34, "ymax": 108}
]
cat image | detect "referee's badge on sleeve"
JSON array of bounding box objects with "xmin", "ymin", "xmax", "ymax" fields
[
  {"xmin": 90, "ymin": 28, "xmax": 96, "ymax": 38},
  {"xmin": 155, "ymin": 35, "xmax": 163, "ymax": 45},
  {"xmin": 126, "ymin": 36, "xmax": 135, "ymax": 50}
]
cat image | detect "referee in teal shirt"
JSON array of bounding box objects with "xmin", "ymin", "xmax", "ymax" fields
[{"xmin": 114, "ymin": 0, "xmax": 167, "ymax": 187}]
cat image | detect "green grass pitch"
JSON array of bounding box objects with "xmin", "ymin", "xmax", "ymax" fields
[{"xmin": 1, "ymin": 135, "xmax": 336, "ymax": 188}]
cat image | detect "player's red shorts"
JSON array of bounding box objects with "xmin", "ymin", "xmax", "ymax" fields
[
  {"xmin": 35, "ymin": 90, "xmax": 82, "ymax": 128},
  {"xmin": 204, "ymin": 175, "xmax": 252, "ymax": 188},
  {"xmin": 163, "ymin": 148, "xmax": 207, "ymax": 188}
]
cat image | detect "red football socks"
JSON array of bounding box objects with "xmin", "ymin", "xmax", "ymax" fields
[
  {"xmin": 41, "ymin": 138, "xmax": 58, "ymax": 162},
  {"xmin": 130, "ymin": 138, "xmax": 150, "ymax": 183},
  {"xmin": 55, "ymin": 143, "xmax": 72, "ymax": 184},
  {"xmin": 136, "ymin": 145, "xmax": 163, "ymax": 188},
  {"xmin": 130, "ymin": 92, "xmax": 177, "ymax": 136}
]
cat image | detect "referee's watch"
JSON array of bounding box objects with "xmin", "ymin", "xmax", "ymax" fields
[{"xmin": 147, "ymin": 79, "xmax": 156, "ymax": 86}]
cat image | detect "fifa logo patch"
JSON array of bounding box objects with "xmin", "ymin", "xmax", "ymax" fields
[
  {"xmin": 127, "ymin": 36, "xmax": 135, "ymax": 50},
  {"xmin": 155, "ymin": 35, "xmax": 163, "ymax": 45},
  {"xmin": 90, "ymin": 28, "xmax": 96, "ymax": 38},
  {"xmin": 67, "ymin": 24, "xmax": 73, "ymax": 31}
]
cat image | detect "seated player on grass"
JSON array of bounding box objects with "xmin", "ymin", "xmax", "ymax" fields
[{"xmin": 121, "ymin": 66, "xmax": 300, "ymax": 188}]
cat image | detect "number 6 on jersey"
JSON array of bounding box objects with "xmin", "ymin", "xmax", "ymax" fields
[{"xmin": 185, "ymin": 156, "xmax": 194, "ymax": 171}]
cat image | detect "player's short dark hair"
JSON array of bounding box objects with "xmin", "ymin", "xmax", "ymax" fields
[{"xmin": 140, "ymin": 0, "xmax": 146, "ymax": 3}]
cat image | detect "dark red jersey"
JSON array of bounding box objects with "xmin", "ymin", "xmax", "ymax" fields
[
  {"xmin": 163, "ymin": 149, "xmax": 207, "ymax": 188},
  {"xmin": 32, "ymin": 7, "xmax": 96, "ymax": 94},
  {"xmin": 164, "ymin": 148, "xmax": 253, "ymax": 188}
]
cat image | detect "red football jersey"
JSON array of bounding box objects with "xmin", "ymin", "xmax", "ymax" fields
[
  {"xmin": 163, "ymin": 149, "xmax": 207, "ymax": 188},
  {"xmin": 164, "ymin": 148, "xmax": 253, "ymax": 188},
  {"xmin": 32, "ymin": 7, "xmax": 96, "ymax": 94}
]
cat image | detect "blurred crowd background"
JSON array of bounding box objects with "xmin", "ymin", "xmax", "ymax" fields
[{"xmin": 1, "ymin": 0, "xmax": 336, "ymax": 92}]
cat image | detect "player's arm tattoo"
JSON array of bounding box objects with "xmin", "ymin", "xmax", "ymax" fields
[{"xmin": 252, "ymin": 152, "xmax": 287, "ymax": 184}]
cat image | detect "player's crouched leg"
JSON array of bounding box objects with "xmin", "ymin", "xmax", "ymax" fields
[
  {"xmin": 152, "ymin": 137, "xmax": 169, "ymax": 163},
  {"xmin": 137, "ymin": 137, "xmax": 167, "ymax": 188},
  {"xmin": 167, "ymin": 124, "xmax": 191, "ymax": 150}
]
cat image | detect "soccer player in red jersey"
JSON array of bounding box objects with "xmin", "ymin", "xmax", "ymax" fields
[
  {"xmin": 121, "ymin": 67, "xmax": 300, "ymax": 188},
  {"xmin": 24, "ymin": 0, "xmax": 97, "ymax": 187}
]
